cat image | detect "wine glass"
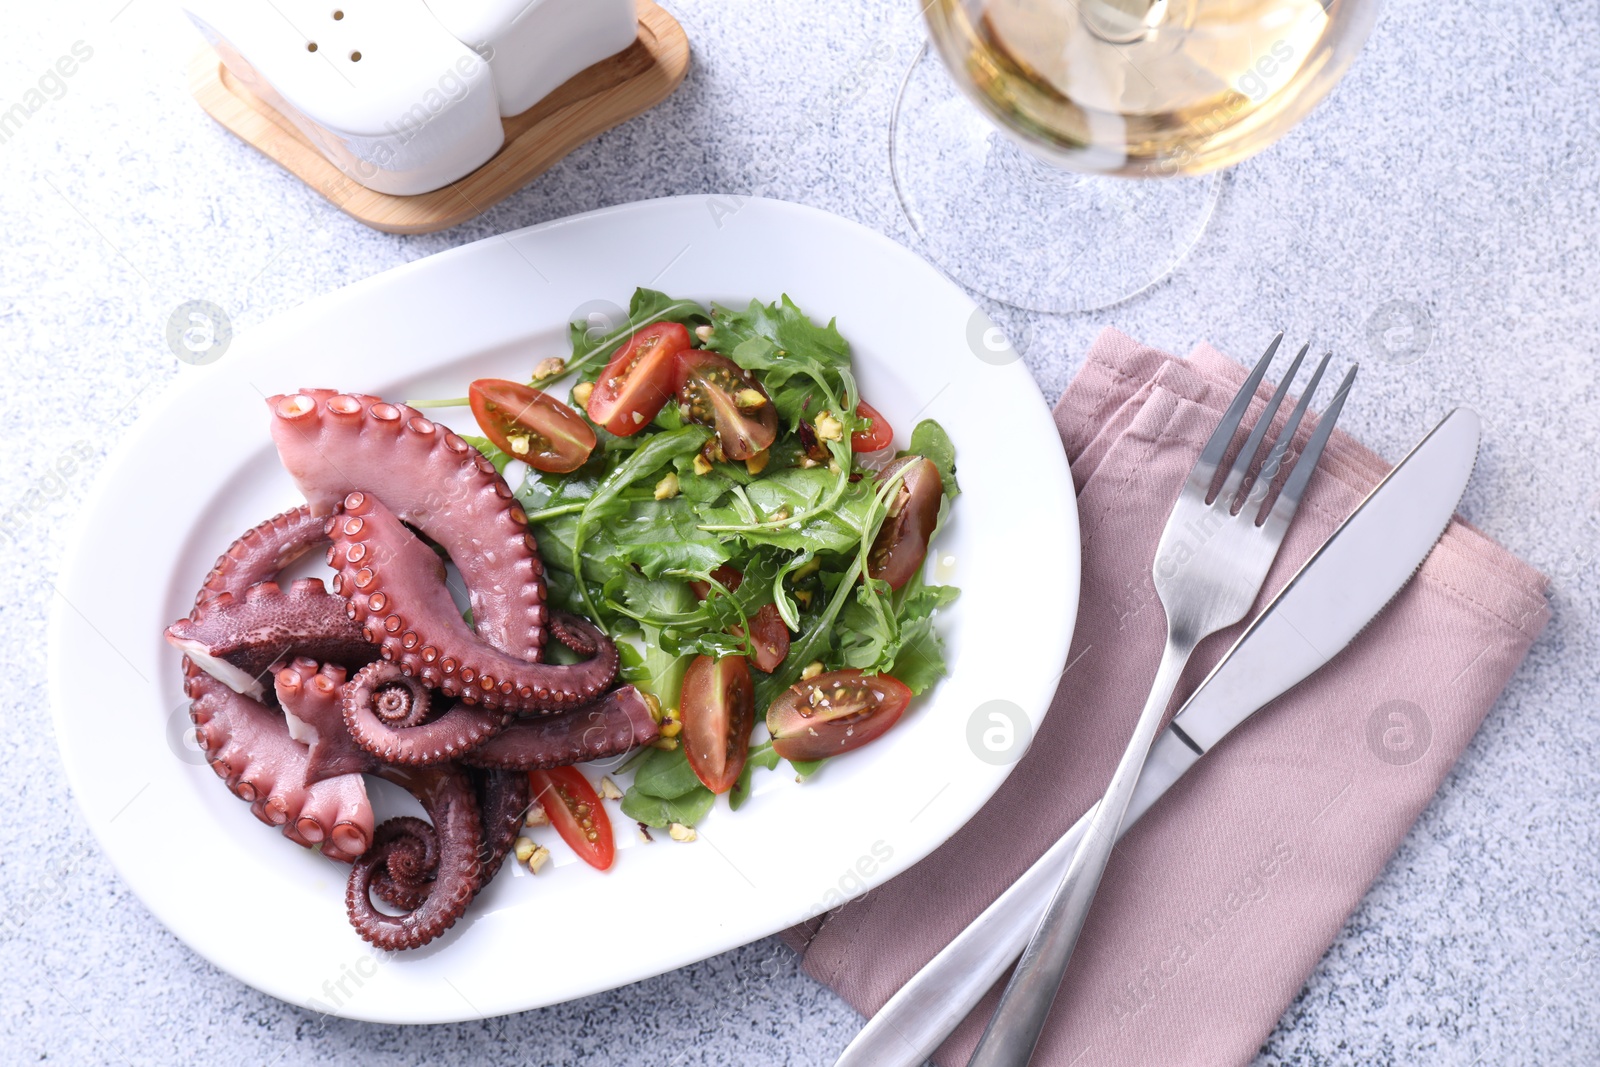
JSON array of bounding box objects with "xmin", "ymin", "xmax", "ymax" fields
[{"xmin": 892, "ymin": 0, "xmax": 1380, "ymax": 312}]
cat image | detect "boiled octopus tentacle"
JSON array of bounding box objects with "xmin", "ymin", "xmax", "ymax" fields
[
  {"xmin": 463, "ymin": 686, "xmax": 661, "ymax": 771},
  {"xmin": 191, "ymin": 505, "xmax": 328, "ymax": 616},
  {"xmin": 267, "ymin": 389, "xmax": 548, "ymax": 661},
  {"xmin": 472, "ymin": 768, "xmax": 533, "ymax": 887},
  {"xmin": 347, "ymin": 765, "xmax": 482, "ymax": 951},
  {"xmin": 328, "ymin": 492, "xmax": 618, "ymax": 713},
  {"xmin": 185, "ymin": 660, "xmax": 374, "ymax": 861},
  {"xmin": 167, "ymin": 577, "xmax": 373, "ymax": 700},
  {"xmin": 176, "ymin": 511, "xmax": 376, "ymax": 860},
  {"xmin": 273, "ymin": 659, "xmax": 380, "ymax": 785},
  {"xmin": 363, "ymin": 769, "xmax": 528, "ymax": 914},
  {"xmin": 341, "ymin": 660, "xmax": 510, "ymax": 765}
]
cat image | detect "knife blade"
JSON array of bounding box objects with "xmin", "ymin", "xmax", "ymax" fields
[{"xmin": 833, "ymin": 407, "xmax": 1481, "ymax": 1067}]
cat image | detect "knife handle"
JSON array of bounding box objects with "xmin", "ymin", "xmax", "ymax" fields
[{"xmin": 831, "ymin": 730, "xmax": 1199, "ymax": 1067}]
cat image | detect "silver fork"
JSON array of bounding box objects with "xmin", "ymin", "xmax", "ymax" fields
[{"xmin": 964, "ymin": 336, "xmax": 1356, "ymax": 1067}]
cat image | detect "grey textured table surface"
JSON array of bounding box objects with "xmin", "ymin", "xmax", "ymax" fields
[{"xmin": 3, "ymin": 0, "xmax": 1597, "ymax": 1064}]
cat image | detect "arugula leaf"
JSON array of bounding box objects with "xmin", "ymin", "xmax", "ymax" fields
[
  {"xmin": 616, "ymin": 642, "xmax": 645, "ymax": 674},
  {"xmin": 659, "ymin": 628, "xmax": 751, "ymax": 659},
  {"xmin": 699, "ymin": 465, "xmax": 875, "ymax": 552},
  {"xmin": 671, "ymin": 455, "xmax": 740, "ymax": 506},
  {"xmin": 889, "ymin": 619, "xmax": 945, "ymax": 693},
  {"xmin": 836, "ymin": 585, "xmax": 895, "ymax": 672},
  {"xmin": 705, "ymin": 295, "xmax": 852, "ymax": 371},
  {"xmin": 604, "ymin": 571, "xmax": 696, "ymax": 704},
  {"xmin": 461, "ymin": 434, "xmax": 514, "ymax": 475},
  {"xmin": 630, "ymin": 745, "xmax": 703, "ymax": 799},
  {"xmin": 621, "ymin": 745, "xmax": 719, "ymax": 827},
  {"xmin": 771, "ymin": 550, "xmax": 816, "ymax": 631},
  {"xmin": 621, "ymin": 784, "xmax": 716, "ymax": 828},
  {"xmin": 729, "ymin": 742, "xmax": 781, "ymax": 811},
  {"xmin": 707, "ymin": 297, "xmax": 861, "ymax": 431},
  {"xmin": 571, "ymin": 426, "xmax": 711, "ymax": 619},
  {"xmin": 901, "ymin": 582, "xmax": 961, "ymax": 617},
  {"xmin": 605, "ymin": 569, "xmax": 702, "ymax": 626},
  {"xmin": 604, "ymin": 497, "xmax": 731, "ymax": 578},
  {"xmin": 789, "ymin": 757, "xmax": 827, "ymax": 780},
  {"xmin": 907, "ymin": 420, "xmax": 960, "ymax": 497}
]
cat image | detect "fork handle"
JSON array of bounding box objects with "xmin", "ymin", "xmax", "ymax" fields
[
  {"xmin": 966, "ymin": 637, "xmax": 1195, "ymax": 1067},
  {"xmin": 829, "ymin": 728, "xmax": 1202, "ymax": 1067}
]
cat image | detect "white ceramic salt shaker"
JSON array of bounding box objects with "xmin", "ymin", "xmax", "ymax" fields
[{"xmin": 184, "ymin": 0, "xmax": 639, "ymax": 195}]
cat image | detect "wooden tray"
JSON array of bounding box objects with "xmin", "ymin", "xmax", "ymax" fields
[{"xmin": 189, "ymin": 0, "xmax": 689, "ymax": 235}]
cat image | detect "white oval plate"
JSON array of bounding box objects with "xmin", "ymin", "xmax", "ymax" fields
[{"xmin": 49, "ymin": 197, "xmax": 1079, "ymax": 1023}]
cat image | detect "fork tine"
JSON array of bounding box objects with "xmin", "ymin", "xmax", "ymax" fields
[
  {"xmin": 1186, "ymin": 333, "xmax": 1283, "ymax": 498},
  {"xmin": 1251, "ymin": 349, "xmax": 1332, "ymax": 511},
  {"xmin": 1259, "ymin": 362, "xmax": 1358, "ymax": 531},
  {"xmin": 1216, "ymin": 343, "xmax": 1309, "ymax": 509}
]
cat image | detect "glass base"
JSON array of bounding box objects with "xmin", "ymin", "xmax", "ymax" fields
[{"xmin": 889, "ymin": 42, "xmax": 1222, "ymax": 314}]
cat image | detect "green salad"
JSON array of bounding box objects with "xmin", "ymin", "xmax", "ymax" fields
[{"xmin": 440, "ymin": 289, "xmax": 959, "ymax": 829}]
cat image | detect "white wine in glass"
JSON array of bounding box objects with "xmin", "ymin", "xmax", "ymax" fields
[{"xmin": 892, "ymin": 0, "xmax": 1377, "ymax": 309}]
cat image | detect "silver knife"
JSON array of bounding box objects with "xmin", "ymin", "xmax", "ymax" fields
[{"xmin": 834, "ymin": 407, "xmax": 1482, "ymax": 1067}]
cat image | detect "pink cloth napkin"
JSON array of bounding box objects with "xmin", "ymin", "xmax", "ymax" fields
[{"xmin": 782, "ymin": 329, "xmax": 1550, "ymax": 1066}]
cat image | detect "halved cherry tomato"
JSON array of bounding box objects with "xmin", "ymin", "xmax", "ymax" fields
[
  {"xmin": 468, "ymin": 379, "xmax": 597, "ymax": 473},
  {"xmin": 528, "ymin": 766, "xmax": 614, "ymax": 871},
  {"xmin": 767, "ymin": 668, "xmax": 913, "ymax": 762},
  {"xmin": 851, "ymin": 400, "xmax": 894, "ymax": 452},
  {"xmin": 868, "ymin": 456, "xmax": 944, "ymax": 590},
  {"xmin": 680, "ymin": 654, "xmax": 755, "ymax": 794},
  {"xmin": 687, "ymin": 567, "xmax": 790, "ymax": 672},
  {"xmin": 742, "ymin": 604, "xmax": 791, "ymax": 674},
  {"xmin": 586, "ymin": 322, "xmax": 691, "ymax": 436},
  {"xmin": 674, "ymin": 350, "xmax": 778, "ymax": 461}
]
